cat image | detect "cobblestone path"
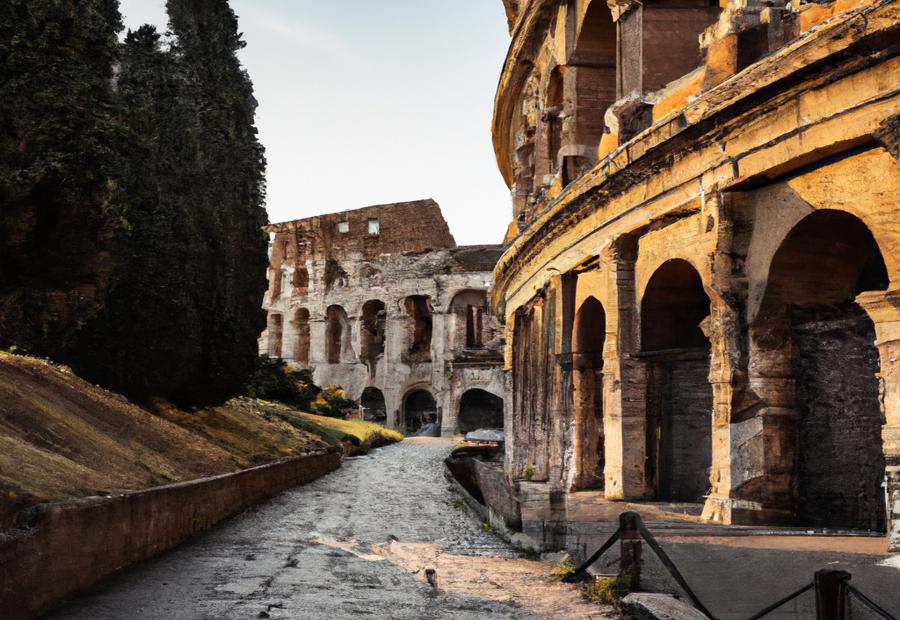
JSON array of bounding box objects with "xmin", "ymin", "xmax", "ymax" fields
[{"xmin": 51, "ymin": 439, "xmax": 606, "ymax": 619}]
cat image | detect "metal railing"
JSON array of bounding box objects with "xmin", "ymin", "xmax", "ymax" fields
[{"xmin": 563, "ymin": 511, "xmax": 897, "ymax": 620}]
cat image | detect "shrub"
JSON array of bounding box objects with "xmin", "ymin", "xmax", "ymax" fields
[
  {"xmin": 583, "ymin": 570, "xmax": 631, "ymax": 606},
  {"xmin": 310, "ymin": 384, "xmax": 358, "ymax": 419},
  {"xmin": 244, "ymin": 357, "xmax": 318, "ymax": 409}
]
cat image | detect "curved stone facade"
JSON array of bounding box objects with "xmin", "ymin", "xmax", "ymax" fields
[
  {"xmin": 260, "ymin": 200, "xmax": 506, "ymax": 437},
  {"xmin": 491, "ymin": 0, "xmax": 900, "ymax": 547}
]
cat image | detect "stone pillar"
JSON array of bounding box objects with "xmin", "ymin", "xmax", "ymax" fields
[
  {"xmin": 601, "ymin": 237, "xmax": 646, "ymax": 499},
  {"xmin": 857, "ymin": 289, "xmax": 900, "ymax": 551}
]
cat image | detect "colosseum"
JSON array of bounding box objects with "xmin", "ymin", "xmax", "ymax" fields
[
  {"xmin": 260, "ymin": 200, "xmax": 506, "ymax": 437},
  {"xmin": 487, "ymin": 0, "xmax": 900, "ymax": 552}
]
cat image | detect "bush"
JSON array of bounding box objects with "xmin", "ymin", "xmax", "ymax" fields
[
  {"xmin": 244, "ymin": 358, "xmax": 358, "ymax": 418},
  {"xmin": 244, "ymin": 357, "xmax": 318, "ymax": 409},
  {"xmin": 583, "ymin": 570, "xmax": 631, "ymax": 607},
  {"xmin": 310, "ymin": 384, "xmax": 358, "ymax": 419}
]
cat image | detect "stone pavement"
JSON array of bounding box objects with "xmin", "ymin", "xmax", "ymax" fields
[{"xmin": 49, "ymin": 439, "xmax": 606, "ymax": 620}]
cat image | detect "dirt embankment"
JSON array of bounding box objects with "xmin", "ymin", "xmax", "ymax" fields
[{"xmin": 0, "ymin": 353, "xmax": 398, "ymax": 527}]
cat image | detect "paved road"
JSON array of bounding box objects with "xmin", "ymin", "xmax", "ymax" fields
[{"xmin": 51, "ymin": 439, "xmax": 602, "ymax": 620}]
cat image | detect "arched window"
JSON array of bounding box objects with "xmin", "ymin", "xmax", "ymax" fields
[
  {"xmin": 325, "ymin": 305, "xmax": 351, "ymax": 364},
  {"xmin": 404, "ymin": 295, "xmax": 432, "ymax": 357},
  {"xmin": 450, "ymin": 290, "xmax": 489, "ymax": 349},
  {"xmin": 293, "ymin": 308, "xmax": 310, "ymax": 365},
  {"xmin": 360, "ymin": 300, "xmax": 386, "ymax": 369},
  {"xmin": 571, "ymin": 296, "xmax": 606, "ymax": 490},
  {"xmin": 267, "ymin": 313, "xmax": 283, "ymax": 359}
]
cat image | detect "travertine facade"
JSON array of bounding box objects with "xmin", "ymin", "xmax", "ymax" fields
[
  {"xmin": 490, "ymin": 0, "xmax": 900, "ymax": 550},
  {"xmin": 260, "ymin": 200, "xmax": 506, "ymax": 437}
]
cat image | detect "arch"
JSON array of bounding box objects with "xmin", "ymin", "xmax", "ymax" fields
[
  {"xmin": 404, "ymin": 295, "xmax": 432, "ymax": 357},
  {"xmin": 450, "ymin": 289, "xmax": 489, "ymax": 349},
  {"xmin": 267, "ymin": 313, "xmax": 283, "ymax": 359},
  {"xmin": 571, "ymin": 296, "xmax": 606, "ymax": 490},
  {"xmin": 641, "ymin": 259, "xmax": 710, "ymax": 352},
  {"xmin": 545, "ymin": 67, "xmax": 564, "ymax": 179},
  {"xmin": 360, "ymin": 387, "xmax": 387, "ymax": 425},
  {"xmin": 360, "ymin": 300, "xmax": 386, "ymax": 369},
  {"xmin": 752, "ymin": 210, "xmax": 887, "ymax": 531},
  {"xmin": 640, "ymin": 259, "xmax": 712, "ymax": 502},
  {"xmin": 292, "ymin": 266, "xmax": 309, "ymax": 292},
  {"xmin": 458, "ymin": 389, "xmax": 504, "ymax": 433},
  {"xmin": 325, "ymin": 305, "xmax": 351, "ymax": 364},
  {"xmin": 292, "ymin": 308, "xmax": 310, "ymax": 365},
  {"xmin": 403, "ymin": 388, "xmax": 438, "ymax": 435}
]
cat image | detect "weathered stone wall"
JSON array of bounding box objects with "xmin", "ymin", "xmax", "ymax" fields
[
  {"xmin": 490, "ymin": 0, "xmax": 900, "ymax": 550},
  {"xmin": 261, "ymin": 201, "xmax": 506, "ymax": 436},
  {"xmin": 0, "ymin": 449, "xmax": 341, "ymax": 620}
]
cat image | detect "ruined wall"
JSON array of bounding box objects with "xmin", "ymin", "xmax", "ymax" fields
[
  {"xmin": 490, "ymin": 0, "xmax": 900, "ymax": 549},
  {"xmin": 261, "ymin": 201, "xmax": 506, "ymax": 436},
  {"xmin": 0, "ymin": 449, "xmax": 341, "ymax": 620}
]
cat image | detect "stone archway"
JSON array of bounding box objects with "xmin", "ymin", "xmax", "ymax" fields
[
  {"xmin": 403, "ymin": 389, "xmax": 437, "ymax": 435},
  {"xmin": 360, "ymin": 387, "xmax": 387, "ymax": 426},
  {"xmin": 571, "ymin": 296, "xmax": 606, "ymax": 491},
  {"xmin": 640, "ymin": 259, "xmax": 713, "ymax": 502},
  {"xmin": 751, "ymin": 209, "xmax": 888, "ymax": 531},
  {"xmin": 458, "ymin": 389, "xmax": 504, "ymax": 433}
]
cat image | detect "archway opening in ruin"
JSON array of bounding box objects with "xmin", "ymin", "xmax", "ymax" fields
[
  {"xmin": 293, "ymin": 308, "xmax": 310, "ymax": 365},
  {"xmin": 450, "ymin": 289, "xmax": 488, "ymax": 350},
  {"xmin": 292, "ymin": 266, "xmax": 309, "ymax": 292},
  {"xmin": 563, "ymin": 0, "xmax": 616, "ymax": 185},
  {"xmin": 360, "ymin": 300, "xmax": 386, "ymax": 371},
  {"xmin": 360, "ymin": 387, "xmax": 387, "ymax": 426},
  {"xmin": 325, "ymin": 305, "xmax": 350, "ymax": 364},
  {"xmin": 267, "ymin": 313, "xmax": 284, "ymax": 359},
  {"xmin": 403, "ymin": 389, "xmax": 438, "ymax": 435},
  {"xmin": 754, "ymin": 209, "xmax": 888, "ymax": 531},
  {"xmin": 572, "ymin": 296, "xmax": 606, "ymax": 490},
  {"xmin": 545, "ymin": 67, "xmax": 564, "ymax": 180},
  {"xmin": 640, "ymin": 259, "xmax": 712, "ymax": 502},
  {"xmin": 404, "ymin": 295, "xmax": 432, "ymax": 358},
  {"xmin": 458, "ymin": 389, "xmax": 504, "ymax": 433}
]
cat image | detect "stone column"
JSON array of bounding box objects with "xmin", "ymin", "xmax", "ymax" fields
[
  {"xmin": 857, "ymin": 289, "xmax": 900, "ymax": 551},
  {"xmin": 601, "ymin": 237, "xmax": 646, "ymax": 499}
]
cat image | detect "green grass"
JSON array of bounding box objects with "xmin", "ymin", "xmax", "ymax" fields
[{"xmin": 255, "ymin": 402, "xmax": 403, "ymax": 450}]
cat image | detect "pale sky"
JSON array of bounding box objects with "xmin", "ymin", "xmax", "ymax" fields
[{"xmin": 117, "ymin": 1, "xmax": 513, "ymax": 246}]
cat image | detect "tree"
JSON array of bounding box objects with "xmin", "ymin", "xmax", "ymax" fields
[
  {"xmin": 65, "ymin": 26, "xmax": 204, "ymax": 398},
  {"xmin": 0, "ymin": 0, "xmax": 124, "ymax": 355},
  {"xmin": 162, "ymin": 0, "xmax": 269, "ymax": 403}
]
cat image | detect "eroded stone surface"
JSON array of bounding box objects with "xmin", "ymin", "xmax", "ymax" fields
[{"xmin": 49, "ymin": 441, "xmax": 606, "ymax": 620}]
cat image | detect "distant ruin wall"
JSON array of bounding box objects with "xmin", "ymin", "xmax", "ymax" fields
[{"xmin": 0, "ymin": 449, "xmax": 342, "ymax": 620}]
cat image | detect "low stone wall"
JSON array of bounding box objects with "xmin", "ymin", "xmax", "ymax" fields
[{"xmin": 0, "ymin": 448, "xmax": 342, "ymax": 620}]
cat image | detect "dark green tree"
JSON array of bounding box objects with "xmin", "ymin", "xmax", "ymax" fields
[
  {"xmin": 163, "ymin": 0, "xmax": 269, "ymax": 403},
  {"xmin": 64, "ymin": 26, "xmax": 204, "ymax": 398},
  {"xmin": 0, "ymin": 0, "xmax": 124, "ymax": 355}
]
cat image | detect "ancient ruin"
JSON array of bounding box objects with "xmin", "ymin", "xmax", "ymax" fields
[
  {"xmin": 260, "ymin": 200, "xmax": 506, "ymax": 436},
  {"xmin": 488, "ymin": 0, "xmax": 900, "ymax": 551}
]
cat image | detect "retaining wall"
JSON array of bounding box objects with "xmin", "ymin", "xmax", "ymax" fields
[{"xmin": 0, "ymin": 448, "xmax": 341, "ymax": 619}]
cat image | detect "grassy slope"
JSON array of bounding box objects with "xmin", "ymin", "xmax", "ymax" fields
[{"xmin": 0, "ymin": 353, "xmax": 401, "ymax": 525}]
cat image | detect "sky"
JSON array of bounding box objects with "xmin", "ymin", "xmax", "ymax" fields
[{"xmin": 117, "ymin": 1, "xmax": 513, "ymax": 246}]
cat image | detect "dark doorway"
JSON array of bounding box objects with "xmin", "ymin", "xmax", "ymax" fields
[
  {"xmin": 404, "ymin": 389, "xmax": 437, "ymax": 435},
  {"xmin": 458, "ymin": 389, "xmax": 504, "ymax": 433},
  {"xmin": 754, "ymin": 210, "xmax": 887, "ymax": 531},
  {"xmin": 640, "ymin": 259, "xmax": 712, "ymax": 502},
  {"xmin": 360, "ymin": 387, "xmax": 387, "ymax": 425}
]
